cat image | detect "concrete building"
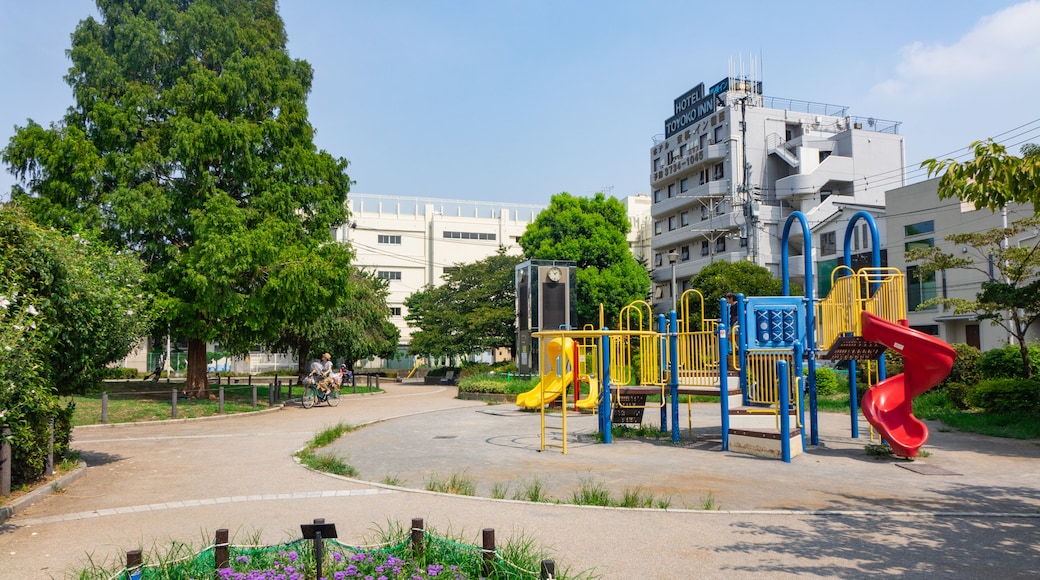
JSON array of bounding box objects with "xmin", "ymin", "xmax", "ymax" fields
[
  {"xmin": 649, "ymin": 75, "xmax": 905, "ymax": 313},
  {"xmin": 886, "ymin": 178, "xmax": 1038, "ymax": 350}
]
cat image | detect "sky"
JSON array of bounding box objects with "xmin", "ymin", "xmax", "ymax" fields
[{"xmin": 2, "ymin": 0, "xmax": 1040, "ymax": 207}]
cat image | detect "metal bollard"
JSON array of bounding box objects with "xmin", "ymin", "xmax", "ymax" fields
[
  {"xmin": 101, "ymin": 391, "xmax": 108, "ymax": 423},
  {"xmin": 171, "ymin": 388, "xmax": 178, "ymax": 419},
  {"xmin": 481, "ymin": 528, "xmax": 495, "ymax": 577},
  {"xmin": 47, "ymin": 417, "xmax": 54, "ymax": 476},
  {"xmin": 252, "ymin": 384, "xmax": 257, "ymax": 408},
  {"xmin": 215, "ymin": 529, "xmax": 229, "ymax": 569},
  {"xmin": 1, "ymin": 426, "xmax": 11, "ymax": 496},
  {"xmin": 218, "ymin": 386, "xmax": 224, "ymax": 414}
]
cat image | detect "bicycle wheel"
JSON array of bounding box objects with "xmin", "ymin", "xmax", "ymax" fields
[
  {"xmin": 301, "ymin": 386, "xmax": 315, "ymax": 409},
  {"xmin": 327, "ymin": 388, "xmax": 341, "ymax": 407}
]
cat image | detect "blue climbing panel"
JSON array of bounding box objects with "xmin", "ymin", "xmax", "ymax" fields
[{"xmin": 743, "ymin": 296, "xmax": 806, "ymax": 349}]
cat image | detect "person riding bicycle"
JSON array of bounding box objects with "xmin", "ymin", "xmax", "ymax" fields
[{"xmin": 304, "ymin": 353, "xmax": 336, "ymax": 396}]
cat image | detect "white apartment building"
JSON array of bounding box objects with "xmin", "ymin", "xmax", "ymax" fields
[
  {"xmin": 649, "ymin": 75, "xmax": 905, "ymax": 312},
  {"xmin": 886, "ymin": 178, "xmax": 1038, "ymax": 350}
]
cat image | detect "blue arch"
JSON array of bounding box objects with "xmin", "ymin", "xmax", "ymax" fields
[
  {"xmin": 780, "ymin": 211, "xmax": 819, "ymax": 446},
  {"xmin": 843, "ymin": 211, "xmax": 881, "ymax": 269}
]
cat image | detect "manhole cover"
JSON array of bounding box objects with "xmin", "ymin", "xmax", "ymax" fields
[
  {"xmin": 432, "ymin": 435, "xmax": 457, "ymax": 440},
  {"xmin": 896, "ymin": 463, "xmax": 961, "ymax": 476}
]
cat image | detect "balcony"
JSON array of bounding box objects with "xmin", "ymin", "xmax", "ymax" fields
[
  {"xmin": 775, "ymin": 155, "xmax": 855, "ymax": 201},
  {"xmin": 653, "ymin": 179, "xmax": 730, "ymax": 215}
]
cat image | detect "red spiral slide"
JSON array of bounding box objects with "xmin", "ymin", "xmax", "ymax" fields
[{"xmin": 859, "ymin": 312, "xmax": 956, "ymax": 457}]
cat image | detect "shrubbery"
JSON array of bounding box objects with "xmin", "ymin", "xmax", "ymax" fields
[
  {"xmin": 814, "ymin": 366, "xmax": 843, "ymax": 396},
  {"xmin": 979, "ymin": 343, "xmax": 1040, "ymax": 379},
  {"xmin": 103, "ymin": 367, "xmax": 140, "ymax": 380},
  {"xmin": 966, "ymin": 378, "xmax": 1040, "ymax": 414}
]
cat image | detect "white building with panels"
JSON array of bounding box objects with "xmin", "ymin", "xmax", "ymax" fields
[{"xmin": 649, "ymin": 76, "xmax": 905, "ymax": 312}]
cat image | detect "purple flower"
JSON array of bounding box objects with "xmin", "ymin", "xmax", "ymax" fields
[
  {"xmin": 333, "ymin": 552, "xmax": 344, "ymax": 563},
  {"xmin": 236, "ymin": 555, "xmax": 251, "ymax": 564},
  {"xmin": 287, "ymin": 551, "xmax": 299, "ymax": 563}
]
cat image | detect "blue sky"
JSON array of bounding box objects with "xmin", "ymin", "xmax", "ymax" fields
[{"xmin": 3, "ymin": 1, "xmax": 1040, "ymax": 206}]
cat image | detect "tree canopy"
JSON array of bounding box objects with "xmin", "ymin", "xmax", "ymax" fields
[
  {"xmin": 908, "ymin": 218, "xmax": 1040, "ymax": 378},
  {"xmin": 922, "ymin": 139, "xmax": 1040, "ymax": 213},
  {"xmin": 405, "ymin": 250, "xmax": 523, "ymax": 360},
  {"xmin": 2, "ymin": 0, "xmax": 352, "ymax": 397},
  {"xmin": 273, "ymin": 266, "xmax": 400, "ymax": 376},
  {"xmin": 687, "ymin": 260, "xmax": 790, "ymax": 323},
  {"xmin": 518, "ymin": 192, "xmax": 650, "ymax": 326}
]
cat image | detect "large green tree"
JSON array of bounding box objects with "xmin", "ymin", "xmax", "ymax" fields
[
  {"xmin": 273, "ymin": 266, "xmax": 400, "ymax": 377},
  {"xmin": 687, "ymin": 260, "xmax": 789, "ymax": 323},
  {"xmin": 3, "ymin": 0, "xmax": 352, "ymax": 397},
  {"xmin": 405, "ymin": 250, "xmax": 523, "ymax": 360},
  {"xmin": 907, "ymin": 218, "xmax": 1040, "ymax": 379},
  {"xmin": 518, "ymin": 192, "xmax": 650, "ymax": 327}
]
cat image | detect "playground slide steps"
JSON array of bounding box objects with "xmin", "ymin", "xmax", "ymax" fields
[
  {"xmin": 820, "ymin": 335, "xmax": 888, "ymax": 361},
  {"xmin": 728, "ymin": 406, "xmax": 799, "ymax": 430},
  {"xmin": 728, "ymin": 428, "xmax": 804, "ymax": 460}
]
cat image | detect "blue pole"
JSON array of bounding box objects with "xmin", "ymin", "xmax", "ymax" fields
[
  {"xmin": 778, "ymin": 359, "xmax": 791, "ymax": 463},
  {"xmin": 737, "ymin": 293, "xmax": 748, "ymax": 407},
  {"xmin": 600, "ymin": 330, "xmax": 613, "ymax": 444},
  {"xmin": 658, "ymin": 314, "xmax": 668, "ymax": 433},
  {"xmin": 719, "ymin": 297, "xmax": 730, "ymax": 451},
  {"xmin": 849, "ymin": 359, "xmax": 859, "ymax": 438},
  {"xmin": 795, "ymin": 342, "xmax": 807, "ymax": 452},
  {"xmin": 782, "ymin": 211, "xmax": 819, "ymax": 446},
  {"xmin": 669, "ymin": 310, "xmax": 680, "ymax": 443}
]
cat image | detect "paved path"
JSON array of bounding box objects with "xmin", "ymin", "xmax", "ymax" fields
[{"xmin": 1, "ymin": 383, "xmax": 1038, "ymax": 579}]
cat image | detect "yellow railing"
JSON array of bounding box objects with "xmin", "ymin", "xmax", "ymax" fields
[
  {"xmin": 744, "ymin": 348, "xmax": 802, "ymax": 429},
  {"xmin": 816, "ymin": 267, "xmax": 907, "ymax": 351}
]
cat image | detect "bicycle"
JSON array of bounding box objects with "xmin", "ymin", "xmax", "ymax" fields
[{"xmin": 301, "ymin": 374, "xmax": 341, "ymax": 409}]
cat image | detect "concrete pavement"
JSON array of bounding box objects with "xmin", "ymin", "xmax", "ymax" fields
[{"xmin": 1, "ymin": 382, "xmax": 1038, "ymax": 578}]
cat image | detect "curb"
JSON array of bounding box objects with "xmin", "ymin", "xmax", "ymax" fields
[
  {"xmin": 74, "ymin": 403, "xmax": 285, "ymax": 430},
  {"xmin": 0, "ymin": 461, "xmax": 88, "ymax": 525}
]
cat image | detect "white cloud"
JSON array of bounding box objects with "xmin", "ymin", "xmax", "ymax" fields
[{"xmin": 873, "ymin": 1, "xmax": 1040, "ymax": 100}]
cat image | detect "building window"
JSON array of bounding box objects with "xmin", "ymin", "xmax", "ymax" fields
[
  {"xmin": 701, "ymin": 205, "xmax": 709, "ymax": 220},
  {"xmin": 904, "ymin": 220, "xmax": 935, "ymax": 237},
  {"xmin": 377, "ymin": 271, "xmax": 402, "ymax": 281},
  {"xmin": 701, "ymin": 241, "xmax": 710, "ymax": 256},
  {"xmin": 654, "ymin": 253, "xmax": 662, "ymax": 267},
  {"xmin": 739, "ymin": 236, "xmax": 748, "ymax": 248},
  {"xmin": 653, "ymin": 158, "xmax": 660, "ymax": 171},
  {"xmin": 715, "ymin": 237, "xmax": 727, "ymax": 253},
  {"xmin": 905, "ymin": 238, "xmax": 934, "ymax": 253},
  {"xmin": 699, "ymin": 133, "xmax": 708, "ymax": 149},
  {"xmin": 654, "ymin": 221, "xmax": 662, "ymax": 235},
  {"xmin": 668, "ymin": 216, "xmax": 676, "ymax": 231},
  {"xmin": 680, "ymin": 178, "xmax": 689, "ymax": 193},
  {"xmin": 861, "ymin": 223, "xmax": 870, "ymax": 250},
  {"xmin": 654, "ymin": 189, "xmax": 662, "ymax": 203},
  {"xmin": 820, "ymin": 232, "xmax": 836, "ymax": 256},
  {"xmin": 680, "ymin": 211, "xmax": 690, "ymax": 227},
  {"xmin": 680, "ymin": 245, "xmax": 690, "ymax": 261},
  {"xmin": 699, "ymin": 169, "xmax": 706, "ymax": 185},
  {"xmin": 907, "ymin": 265, "xmax": 936, "ymax": 311},
  {"xmin": 679, "ymin": 144, "xmax": 687, "ymax": 158},
  {"xmin": 389, "ymin": 307, "xmax": 402, "ymax": 316},
  {"xmin": 378, "ymin": 234, "xmax": 402, "ymax": 244},
  {"xmin": 714, "ymin": 125, "xmax": 724, "ymax": 144},
  {"xmin": 713, "ymin": 162, "xmax": 725, "ymax": 180},
  {"xmin": 443, "ymin": 231, "xmax": 496, "ymax": 241},
  {"xmin": 668, "ymin": 183, "xmax": 675, "ymax": 198}
]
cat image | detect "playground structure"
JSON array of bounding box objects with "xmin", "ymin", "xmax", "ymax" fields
[{"xmin": 517, "ymin": 211, "xmax": 955, "ymax": 461}]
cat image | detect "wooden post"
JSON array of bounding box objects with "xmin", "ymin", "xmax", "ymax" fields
[
  {"xmin": 101, "ymin": 391, "xmax": 108, "ymax": 423},
  {"xmin": 481, "ymin": 528, "xmax": 495, "ymax": 577},
  {"xmin": 218, "ymin": 386, "xmax": 225, "ymax": 414},
  {"xmin": 46, "ymin": 417, "xmax": 54, "ymax": 476},
  {"xmin": 126, "ymin": 549, "xmax": 142, "ymax": 579},
  {"xmin": 1, "ymin": 426, "xmax": 11, "ymax": 496},
  {"xmin": 540, "ymin": 559, "xmax": 556, "ymax": 579},
  {"xmin": 410, "ymin": 518, "xmax": 424, "ymax": 560},
  {"xmin": 214, "ymin": 529, "xmax": 229, "ymax": 570}
]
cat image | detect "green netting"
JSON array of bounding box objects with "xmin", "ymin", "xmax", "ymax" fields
[{"xmin": 100, "ymin": 533, "xmax": 544, "ymax": 580}]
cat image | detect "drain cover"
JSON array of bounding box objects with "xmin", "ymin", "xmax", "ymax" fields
[{"xmin": 896, "ymin": 463, "xmax": 961, "ymax": 476}]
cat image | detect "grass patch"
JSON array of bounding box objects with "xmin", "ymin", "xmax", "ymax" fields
[
  {"xmin": 490, "ymin": 481, "xmax": 510, "ymax": 499},
  {"xmin": 425, "ymin": 471, "xmax": 476, "ymax": 496},
  {"xmin": 694, "ymin": 492, "xmax": 720, "ymax": 511},
  {"xmin": 914, "ymin": 390, "xmax": 1040, "ymax": 439},
  {"xmin": 294, "ymin": 422, "xmax": 358, "ymax": 477},
  {"xmin": 513, "ymin": 477, "xmax": 553, "ymax": 503},
  {"xmin": 381, "ymin": 474, "xmax": 404, "ymax": 486},
  {"xmin": 572, "ymin": 477, "xmax": 612, "ymax": 506}
]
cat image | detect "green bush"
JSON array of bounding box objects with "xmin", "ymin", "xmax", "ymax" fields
[
  {"xmin": 103, "ymin": 367, "xmax": 139, "ymax": 380},
  {"xmin": 944, "ymin": 382, "xmax": 975, "ymax": 410},
  {"xmin": 814, "ymin": 366, "xmax": 842, "ymax": 396},
  {"xmin": 941, "ymin": 343, "xmax": 982, "ymax": 388},
  {"xmin": 966, "ymin": 378, "xmax": 1040, "ymax": 413},
  {"xmin": 979, "ymin": 344, "xmax": 1040, "ymax": 379}
]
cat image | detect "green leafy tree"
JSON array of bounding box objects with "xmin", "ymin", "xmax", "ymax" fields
[
  {"xmin": 922, "ymin": 139, "xmax": 1040, "ymax": 213},
  {"xmin": 3, "ymin": 0, "xmax": 352, "ymax": 397},
  {"xmin": 405, "ymin": 250, "xmax": 523, "ymax": 360},
  {"xmin": 518, "ymin": 192, "xmax": 650, "ymax": 326},
  {"xmin": 687, "ymin": 260, "xmax": 791, "ymax": 323},
  {"xmin": 273, "ymin": 266, "xmax": 400, "ymax": 377},
  {"xmin": 907, "ymin": 218, "xmax": 1040, "ymax": 379}
]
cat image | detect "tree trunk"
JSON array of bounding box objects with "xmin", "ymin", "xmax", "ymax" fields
[
  {"xmin": 296, "ymin": 338, "xmax": 312, "ymax": 381},
  {"xmin": 184, "ymin": 338, "xmax": 211, "ymax": 399},
  {"xmin": 1019, "ymin": 338, "xmax": 1032, "ymax": 379}
]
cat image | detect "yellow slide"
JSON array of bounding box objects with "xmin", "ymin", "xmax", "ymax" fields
[
  {"xmin": 516, "ymin": 337, "xmax": 573, "ymax": 409},
  {"xmin": 575, "ymin": 376, "xmax": 600, "ymax": 410}
]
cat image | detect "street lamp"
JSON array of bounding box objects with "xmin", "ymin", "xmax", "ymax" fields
[{"xmin": 667, "ymin": 250, "xmax": 680, "ymax": 314}]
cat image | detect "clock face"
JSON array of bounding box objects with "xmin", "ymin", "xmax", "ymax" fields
[{"xmin": 547, "ymin": 266, "xmax": 562, "ymax": 282}]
